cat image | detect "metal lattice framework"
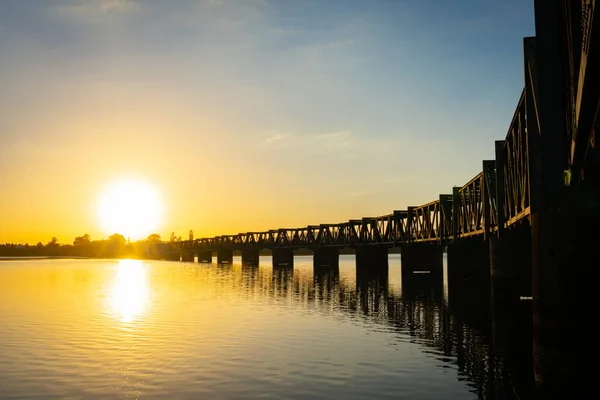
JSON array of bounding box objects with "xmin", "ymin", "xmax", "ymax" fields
[
  {"xmin": 156, "ymin": 1, "xmax": 599, "ymax": 257},
  {"xmin": 495, "ymin": 91, "xmax": 531, "ymax": 229}
]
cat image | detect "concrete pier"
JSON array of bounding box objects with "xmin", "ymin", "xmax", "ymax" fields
[
  {"xmin": 241, "ymin": 249, "xmax": 260, "ymax": 266},
  {"xmin": 531, "ymin": 204, "xmax": 598, "ymax": 398},
  {"xmin": 400, "ymin": 244, "xmax": 443, "ymax": 283},
  {"xmin": 198, "ymin": 250, "xmax": 212, "ymax": 263},
  {"xmin": 355, "ymin": 247, "xmax": 388, "ymax": 280},
  {"xmin": 489, "ymin": 224, "xmax": 532, "ymax": 307},
  {"xmin": 181, "ymin": 252, "xmax": 195, "ymax": 262},
  {"xmin": 217, "ymin": 250, "xmax": 233, "ymax": 264},
  {"xmin": 164, "ymin": 252, "xmax": 180, "ymax": 262},
  {"xmin": 272, "ymin": 248, "xmax": 293, "ymax": 267},
  {"xmin": 447, "ymin": 238, "xmax": 490, "ymax": 292},
  {"xmin": 313, "ymin": 248, "xmax": 339, "ymax": 269}
]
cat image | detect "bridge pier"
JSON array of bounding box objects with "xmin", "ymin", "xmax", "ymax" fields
[
  {"xmin": 489, "ymin": 224, "xmax": 532, "ymax": 306},
  {"xmin": 164, "ymin": 252, "xmax": 180, "ymax": 262},
  {"xmin": 198, "ymin": 250, "xmax": 212, "ymax": 263},
  {"xmin": 217, "ymin": 250, "xmax": 233, "ymax": 264},
  {"xmin": 447, "ymin": 238, "xmax": 490, "ymax": 291},
  {"xmin": 241, "ymin": 249, "xmax": 260, "ymax": 266},
  {"xmin": 400, "ymin": 244, "xmax": 443, "ymax": 283},
  {"xmin": 181, "ymin": 252, "xmax": 195, "ymax": 262},
  {"xmin": 531, "ymin": 205, "xmax": 598, "ymax": 397},
  {"xmin": 355, "ymin": 247, "xmax": 388, "ymax": 280},
  {"xmin": 313, "ymin": 248, "xmax": 339, "ymax": 270},
  {"xmin": 272, "ymin": 248, "xmax": 294, "ymax": 267}
]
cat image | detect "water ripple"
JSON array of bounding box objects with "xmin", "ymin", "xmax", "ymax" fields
[{"xmin": 0, "ymin": 258, "xmax": 530, "ymax": 399}]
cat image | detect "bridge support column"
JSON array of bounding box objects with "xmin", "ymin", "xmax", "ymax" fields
[
  {"xmin": 447, "ymin": 238, "xmax": 490, "ymax": 291},
  {"xmin": 531, "ymin": 206, "xmax": 598, "ymax": 398},
  {"xmin": 241, "ymin": 249, "xmax": 260, "ymax": 266},
  {"xmin": 313, "ymin": 248, "xmax": 339, "ymax": 270},
  {"xmin": 400, "ymin": 244, "xmax": 443, "ymax": 283},
  {"xmin": 165, "ymin": 252, "xmax": 180, "ymax": 262},
  {"xmin": 217, "ymin": 250, "xmax": 233, "ymax": 264},
  {"xmin": 355, "ymin": 247, "xmax": 388, "ymax": 280},
  {"xmin": 489, "ymin": 225, "xmax": 532, "ymax": 307},
  {"xmin": 198, "ymin": 250, "xmax": 212, "ymax": 263},
  {"xmin": 272, "ymin": 248, "xmax": 293, "ymax": 267},
  {"xmin": 181, "ymin": 252, "xmax": 195, "ymax": 262}
]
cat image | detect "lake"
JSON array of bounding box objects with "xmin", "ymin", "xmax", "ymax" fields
[{"xmin": 0, "ymin": 256, "xmax": 532, "ymax": 399}]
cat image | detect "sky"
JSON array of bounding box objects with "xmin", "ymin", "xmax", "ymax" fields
[{"xmin": 0, "ymin": 0, "xmax": 535, "ymax": 244}]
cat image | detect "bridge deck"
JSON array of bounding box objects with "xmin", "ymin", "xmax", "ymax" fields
[{"xmin": 158, "ymin": 0, "xmax": 598, "ymax": 256}]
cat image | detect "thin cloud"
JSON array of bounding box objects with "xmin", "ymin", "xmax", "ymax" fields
[
  {"xmin": 54, "ymin": 0, "xmax": 137, "ymax": 19},
  {"xmin": 260, "ymin": 133, "xmax": 288, "ymax": 146}
]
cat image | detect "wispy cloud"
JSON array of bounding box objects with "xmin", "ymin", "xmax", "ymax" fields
[
  {"xmin": 256, "ymin": 130, "xmax": 354, "ymax": 153},
  {"xmin": 54, "ymin": 0, "xmax": 137, "ymax": 20},
  {"xmin": 254, "ymin": 129, "xmax": 457, "ymax": 168},
  {"xmin": 259, "ymin": 133, "xmax": 288, "ymax": 146}
]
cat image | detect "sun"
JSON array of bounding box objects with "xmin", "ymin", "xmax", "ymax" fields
[{"xmin": 97, "ymin": 178, "xmax": 164, "ymax": 240}]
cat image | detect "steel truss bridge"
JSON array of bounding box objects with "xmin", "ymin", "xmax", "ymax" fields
[{"xmin": 159, "ymin": 0, "xmax": 599, "ymax": 257}]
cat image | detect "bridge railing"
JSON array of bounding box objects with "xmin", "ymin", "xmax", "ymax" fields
[
  {"xmin": 176, "ymin": 90, "xmax": 526, "ymax": 253},
  {"xmin": 453, "ymin": 172, "xmax": 484, "ymax": 238},
  {"xmin": 495, "ymin": 89, "xmax": 530, "ymax": 230},
  {"xmin": 407, "ymin": 196, "xmax": 451, "ymax": 245},
  {"xmin": 451, "ymin": 160, "xmax": 497, "ymax": 240}
]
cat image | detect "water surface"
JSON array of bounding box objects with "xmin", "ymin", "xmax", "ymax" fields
[{"xmin": 0, "ymin": 256, "xmax": 530, "ymax": 399}]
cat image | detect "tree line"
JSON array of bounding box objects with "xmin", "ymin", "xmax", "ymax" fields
[{"xmin": 0, "ymin": 233, "xmax": 168, "ymax": 259}]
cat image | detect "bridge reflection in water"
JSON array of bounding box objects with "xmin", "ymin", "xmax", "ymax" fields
[{"xmin": 221, "ymin": 255, "xmax": 535, "ymax": 400}]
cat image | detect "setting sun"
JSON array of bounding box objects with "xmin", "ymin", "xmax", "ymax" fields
[{"xmin": 97, "ymin": 179, "xmax": 164, "ymax": 240}]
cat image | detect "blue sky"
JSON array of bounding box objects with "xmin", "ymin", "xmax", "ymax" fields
[{"xmin": 0, "ymin": 0, "xmax": 535, "ymax": 242}]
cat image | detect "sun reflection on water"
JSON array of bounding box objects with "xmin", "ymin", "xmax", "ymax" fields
[{"xmin": 107, "ymin": 259, "xmax": 150, "ymax": 323}]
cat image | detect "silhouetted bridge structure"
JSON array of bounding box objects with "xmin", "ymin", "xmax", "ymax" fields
[{"xmin": 154, "ymin": 2, "xmax": 598, "ymax": 393}]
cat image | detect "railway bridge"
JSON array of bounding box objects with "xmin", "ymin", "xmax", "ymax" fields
[{"xmin": 153, "ymin": 1, "xmax": 599, "ymax": 392}]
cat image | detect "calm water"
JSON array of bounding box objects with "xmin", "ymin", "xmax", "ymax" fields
[{"xmin": 0, "ymin": 256, "xmax": 532, "ymax": 399}]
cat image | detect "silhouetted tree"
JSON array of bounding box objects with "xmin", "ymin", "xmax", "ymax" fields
[
  {"xmin": 147, "ymin": 233, "xmax": 161, "ymax": 242},
  {"xmin": 105, "ymin": 233, "xmax": 126, "ymax": 257},
  {"xmin": 189, "ymin": 230, "xmax": 194, "ymax": 241},
  {"xmin": 45, "ymin": 237, "xmax": 60, "ymax": 256},
  {"xmin": 73, "ymin": 234, "xmax": 91, "ymax": 247},
  {"xmin": 108, "ymin": 233, "xmax": 126, "ymax": 247}
]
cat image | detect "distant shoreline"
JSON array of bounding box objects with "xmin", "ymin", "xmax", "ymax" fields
[{"xmin": 0, "ymin": 256, "xmax": 92, "ymax": 261}]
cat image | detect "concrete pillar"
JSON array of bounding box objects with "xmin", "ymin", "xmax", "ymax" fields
[
  {"xmin": 165, "ymin": 252, "xmax": 180, "ymax": 262},
  {"xmin": 198, "ymin": 250, "xmax": 212, "ymax": 263},
  {"xmin": 400, "ymin": 244, "xmax": 443, "ymax": 283},
  {"xmin": 313, "ymin": 247, "xmax": 339, "ymax": 269},
  {"xmin": 241, "ymin": 249, "xmax": 260, "ymax": 266},
  {"xmin": 217, "ymin": 250, "xmax": 233, "ymax": 264},
  {"xmin": 272, "ymin": 248, "xmax": 293, "ymax": 267},
  {"xmin": 447, "ymin": 238, "xmax": 490, "ymax": 291},
  {"xmin": 355, "ymin": 247, "xmax": 388, "ymax": 280},
  {"xmin": 181, "ymin": 252, "xmax": 195, "ymax": 262},
  {"xmin": 489, "ymin": 225, "xmax": 532, "ymax": 307},
  {"xmin": 531, "ymin": 206, "xmax": 598, "ymax": 398}
]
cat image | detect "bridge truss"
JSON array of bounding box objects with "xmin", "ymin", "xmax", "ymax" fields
[{"xmin": 167, "ymin": 0, "xmax": 599, "ymax": 255}]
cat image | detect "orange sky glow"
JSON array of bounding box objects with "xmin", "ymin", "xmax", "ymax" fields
[{"xmin": 0, "ymin": 0, "xmax": 534, "ymax": 244}]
